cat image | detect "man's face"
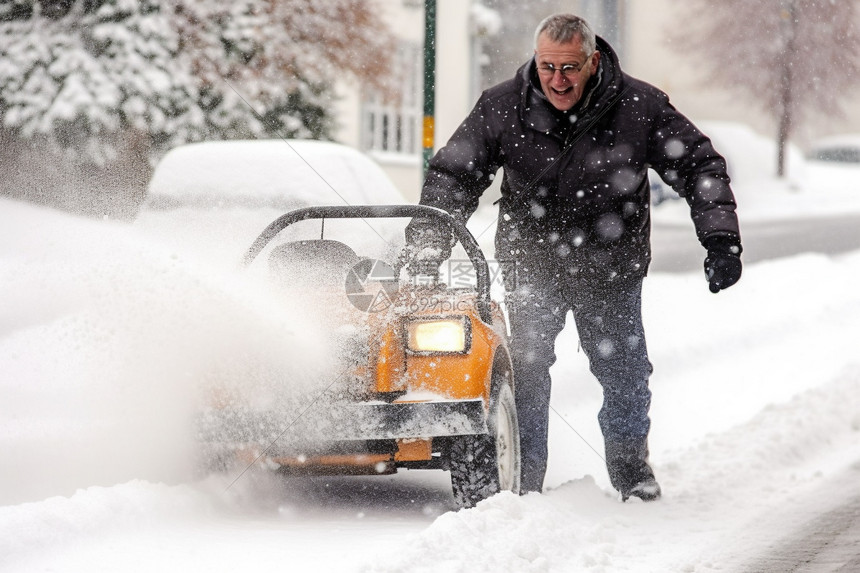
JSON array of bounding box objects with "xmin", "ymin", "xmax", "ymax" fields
[{"xmin": 535, "ymin": 33, "xmax": 599, "ymax": 112}]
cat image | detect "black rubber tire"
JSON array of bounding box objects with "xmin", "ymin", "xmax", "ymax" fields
[{"xmin": 449, "ymin": 377, "xmax": 521, "ymax": 508}]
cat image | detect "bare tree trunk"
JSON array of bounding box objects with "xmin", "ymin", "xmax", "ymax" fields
[
  {"xmin": 777, "ymin": 64, "xmax": 792, "ymax": 178},
  {"xmin": 776, "ymin": 0, "xmax": 797, "ymax": 178}
]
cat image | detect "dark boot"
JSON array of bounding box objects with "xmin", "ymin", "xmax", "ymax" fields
[
  {"xmin": 605, "ymin": 438, "xmax": 661, "ymax": 501},
  {"xmin": 519, "ymin": 469, "xmax": 545, "ymax": 495}
]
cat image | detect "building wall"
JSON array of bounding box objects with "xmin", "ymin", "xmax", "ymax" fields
[
  {"xmin": 435, "ymin": 1, "xmax": 475, "ymax": 154},
  {"xmin": 333, "ymin": 0, "xmax": 477, "ymax": 203}
]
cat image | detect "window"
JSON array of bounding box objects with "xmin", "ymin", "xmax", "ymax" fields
[{"xmin": 362, "ymin": 41, "xmax": 423, "ymax": 157}]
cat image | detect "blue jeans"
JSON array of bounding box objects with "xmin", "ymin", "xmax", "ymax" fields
[{"xmin": 505, "ymin": 261, "xmax": 654, "ymax": 492}]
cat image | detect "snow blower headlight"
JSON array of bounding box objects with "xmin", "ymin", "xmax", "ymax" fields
[{"xmin": 407, "ymin": 317, "xmax": 471, "ymax": 354}]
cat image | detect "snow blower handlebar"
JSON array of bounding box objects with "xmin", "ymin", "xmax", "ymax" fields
[{"xmin": 243, "ymin": 205, "xmax": 493, "ymax": 323}]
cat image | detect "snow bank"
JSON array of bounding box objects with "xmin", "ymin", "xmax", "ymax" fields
[
  {"xmin": 651, "ymin": 126, "xmax": 860, "ymax": 224},
  {"xmin": 0, "ymin": 480, "xmax": 212, "ymax": 567},
  {"xmin": 367, "ymin": 368, "xmax": 860, "ymax": 573}
]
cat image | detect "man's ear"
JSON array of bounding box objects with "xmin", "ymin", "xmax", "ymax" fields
[{"xmin": 590, "ymin": 50, "xmax": 601, "ymax": 71}]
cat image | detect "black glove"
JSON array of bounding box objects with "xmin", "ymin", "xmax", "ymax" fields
[
  {"xmin": 404, "ymin": 216, "xmax": 455, "ymax": 277},
  {"xmin": 703, "ymin": 235, "xmax": 742, "ymax": 293}
]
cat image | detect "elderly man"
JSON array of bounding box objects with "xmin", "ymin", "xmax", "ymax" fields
[{"xmin": 412, "ymin": 14, "xmax": 742, "ymax": 500}]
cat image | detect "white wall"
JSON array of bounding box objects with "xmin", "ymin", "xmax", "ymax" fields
[{"xmin": 434, "ymin": 1, "xmax": 475, "ymax": 149}]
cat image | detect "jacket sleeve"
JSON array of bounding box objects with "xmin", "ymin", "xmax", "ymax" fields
[
  {"xmin": 646, "ymin": 92, "xmax": 741, "ymax": 246},
  {"xmin": 419, "ymin": 93, "xmax": 503, "ymax": 221}
]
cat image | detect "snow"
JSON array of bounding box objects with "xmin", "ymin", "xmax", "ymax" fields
[
  {"xmin": 145, "ymin": 139, "xmax": 405, "ymax": 207},
  {"xmin": 3, "ymin": 154, "xmax": 860, "ymax": 571}
]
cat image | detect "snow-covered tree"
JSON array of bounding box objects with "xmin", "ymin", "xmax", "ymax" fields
[
  {"xmin": 0, "ymin": 0, "xmax": 394, "ymax": 166},
  {"xmin": 670, "ymin": 0, "xmax": 860, "ymax": 177},
  {"xmin": 0, "ymin": 0, "xmax": 190, "ymax": 165}
]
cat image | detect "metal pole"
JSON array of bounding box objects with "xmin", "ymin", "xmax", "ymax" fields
[{"xmin": 422, "ymin": 0, "xmax": 437, "ymax": 180}]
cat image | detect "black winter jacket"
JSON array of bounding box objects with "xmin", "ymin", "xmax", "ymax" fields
[{"xmin": 420, "ymin": 37, "xmax": 740, "ymax": 280}]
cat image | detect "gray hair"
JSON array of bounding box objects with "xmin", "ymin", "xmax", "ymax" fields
[{"xmin": 533, "ymin": 14, "xmax": 596, "ymax": 55}]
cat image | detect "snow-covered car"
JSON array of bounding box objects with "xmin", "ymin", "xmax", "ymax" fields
[
  {"xmin": 807, "ymin": 134, "xmax": 860, "ymax": 164},
  {"xmin": 135, "ymin": 139, "xmax": 405, "ymax": 264},
  {"xmin": 197, "ymin": 204, "xmax": 521, "ymax": 508},
  {"xmin": 696, "ymin": 120, "xmax": 805, "ymax": 183},
  {"xmin": 648, "ymin": 169, "xmax": 680, "ymax": 206}
]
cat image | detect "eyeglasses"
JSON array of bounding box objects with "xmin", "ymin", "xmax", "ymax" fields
[{"xmin": 536, "ymin": 58, "xmax": 592, "ymax": 78}]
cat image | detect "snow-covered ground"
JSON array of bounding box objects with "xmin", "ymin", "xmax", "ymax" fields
[{"xmin": 2, "ymin": 158, "xmax": 860, "ymax": 572}]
